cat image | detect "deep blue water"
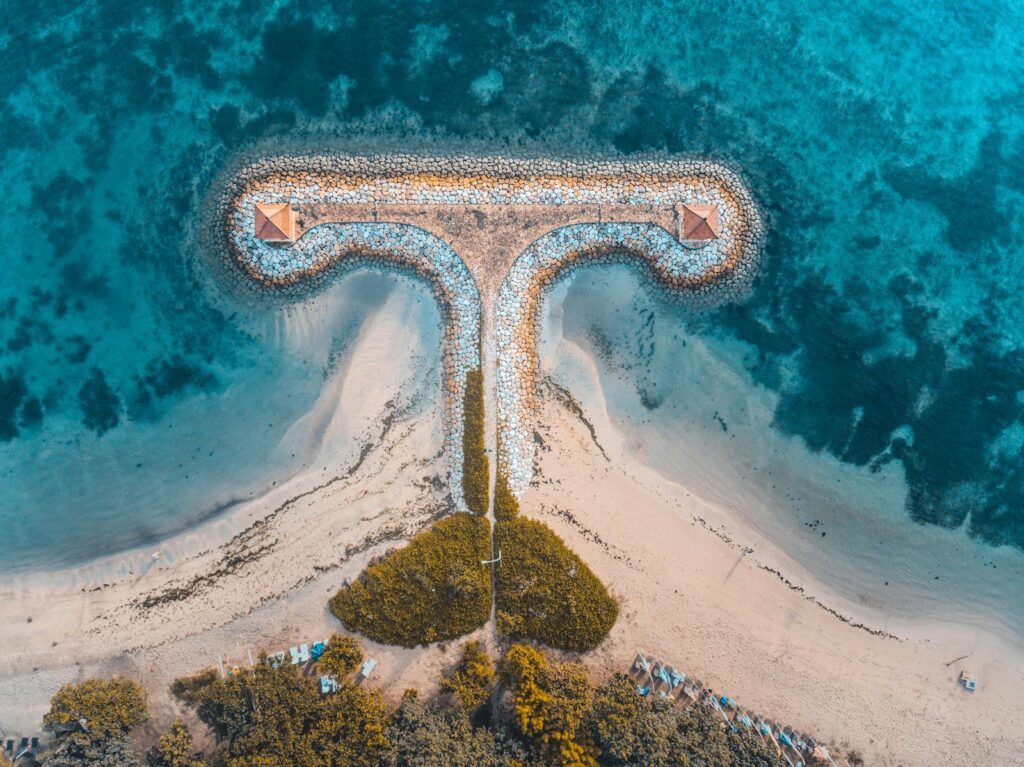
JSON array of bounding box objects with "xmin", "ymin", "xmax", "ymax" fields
[{"xmin": 1, "ymin": 0, "xmax": 1023, "ymax": 568}]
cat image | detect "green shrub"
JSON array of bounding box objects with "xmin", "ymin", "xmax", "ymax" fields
[
  {"xmin": 493, "ymin": 469, "xmax": 519, "ymax": 522},
  {"xmin": 146, "ymin": 720, "xmax": 206, "ymax": 767},
  {"xmin": 317, "ymin": 634, "xmax": 364, "ymax": 678},
  {"xmin": 381, "ymin": 695, "xmax": 509, "ymax": 767},
  {"xmin": 461, "ymin": 368, "xmax": 489, "ymax": 515},
  {"xmin": 499, "ymin": 644, "xmax": 598, "ymax": 767},
  {"xmin": 170, "ymin": 668, "xmax": 219, "ymax": 706},
  {"xmin": 330, "ymin": 513, "xmax": 492, "ymax": 647},
  {"xmin": 495, "ymin": 517, "xmax": 618, "ymax": 652},
  {"xmin": 440, "ymin": 641, "xmax": 496, "ymax": 709},
  {"xmin": 44, "ymin": 676, "xmax": 148, "ymax": 745},
  {"xmin": 179, "ymin": 662, "xmax": 387, "ymax": 767}
]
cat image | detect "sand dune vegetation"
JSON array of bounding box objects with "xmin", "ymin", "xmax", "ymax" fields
[{"xmin": 329, "ymin": 513, "xmax": 492, "ymax": 647}]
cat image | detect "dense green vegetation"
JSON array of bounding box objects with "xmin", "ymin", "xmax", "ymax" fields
[
  {"xmin": 176, "ymin": 661, "xmax": 388, "ymax": 767},
  {"xmin": 317, "ymin": 634, "xmax": 364, "ymax": 678},
  {"xmin": 587, "ymin": 673, "xmax": 785, "ymax": 767},
  {"xmin": 492, "ymin": 469, "xmax": 519, "ymax": 522},
  {"xmin": 440, "ymin": 641, "xmax": 496, "ymax": 709},
  {"xmin": 461, "ymin": 368, "xmax": 489, "ymax": 516},
  {"xmin": 43, "ymin": 677, "xmax": 148, "ymax": 746},
  {"xmin": 32, "ymin": 641, "xmax": 796, "ymax": 767},
  {"xmin": 145, "ymin": 720, "xmax": 205, "ymax": 767},
  {"xmin": 38, "ymin": 677, "xmax": 148, "ymax": 766},
  {"xmin": 329, "ymin": 513, "xmax": 492, "ymax": 646},
  {"xmin": 495, "ymin": 516, "xmax": 618, "ymax": 652},
  {"xmin": 380, "ymin": 694, "xmax": 523, "ymax": 767},
  {"xmin": 500, "ymin": 644, "xmax": 599, "ymax": 767}
]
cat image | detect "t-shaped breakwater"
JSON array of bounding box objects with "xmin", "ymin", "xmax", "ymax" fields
[{"xmin": 209, "ymin": 153, "xmax": 764, "ymax": 507}]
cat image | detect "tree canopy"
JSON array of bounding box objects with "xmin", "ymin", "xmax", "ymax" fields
[
  {"xmin": 379, "ymin": 695, "xmax": 510, "ymax": 767},
  {"xmin": 146, "ymin": 720, "xmax": 206, "ymax": 767},
  {"xmin": 440, "ymin": 641, "xmax": 496, "ymax": 710},
  {"xmin": 316, "ymin": 634, "xmax": 364, "ymax": 679},
  {"xmin": 35, "ymin": 637, "xmax": 797, "ymax": 767},
  {"xmin": 44, "ymin": 677, "xmax": 148, "ymax": 746},
  {"xmin": 183, "ymin": 661, "xmax": 387, "ymax": 767},
  {"xmin": 329, "ymin": 513, "xmax": 491, "ymax": 646},
  {"xmin": 499, "ymin": 644, "xmax": 599, "ymax": 767}
]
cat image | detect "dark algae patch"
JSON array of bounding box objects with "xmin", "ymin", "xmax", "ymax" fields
[
  {"xmin": 77, "ymin": 367, "xmax": 121, "ymax": 436},
  {"xmin": 0, "ymin": 369, "xmax": 29, "ymax": 441}
]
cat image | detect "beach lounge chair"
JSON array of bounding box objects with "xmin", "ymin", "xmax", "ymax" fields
[
  {"xmin": 358, "ymin": 658, "xmax": 377, "ymax": 681},
  {"xmin": 297, "ymin": 643, "xmax": 311, "ymax": 664},
  {"xmin": 289, "ymin": 646, "xmax": 301, "ymax": 664},
  {"xmin": 811, "ymin": 745, "xmax": 837, "ymax": 766},
  {"xmin": 631, "ymin": 653, "xmax": 650, "ymax": 674},
  {"xmin": 311, "ymin": 641, "xmax": 327, "ymax": 661},
  {"xmin": 3, "ymin": 739, "xmax": 12, "ymax": 754},
  {"xmin": 959, "ymin": 670, "xmax": 977, "ymax": 691},
  {"xmin": 657, "ymin": 665, "xmax": 672, "ymax": 689},
  {"xmin": 320, "ymin": 675, "xmax": 339, "ymax": 694},
  {"xmin": 668, "ymin": 667, "xmax": 685, "ymax": 690}
]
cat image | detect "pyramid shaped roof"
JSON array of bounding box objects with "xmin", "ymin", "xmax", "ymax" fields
[
  {"xmin": 681, "ymin": 203, "xmax": 721, "ymax": 241},
  {"xmin": 254, "ymin": 202, "xmax": 296, "ymax": 242}
]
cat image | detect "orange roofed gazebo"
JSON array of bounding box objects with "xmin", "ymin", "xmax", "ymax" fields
[
  {"xmin": 254, "ymin": 202, "xmax": 297, "ymax": 242},
  {"xmin": 680, "ymin": 203, "xmax": 721, "ymax": 241}
]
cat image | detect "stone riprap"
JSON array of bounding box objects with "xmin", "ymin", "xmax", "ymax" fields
[{"xmin": 210, "ymin": 154, "xmax": 763, "ymax": 504}]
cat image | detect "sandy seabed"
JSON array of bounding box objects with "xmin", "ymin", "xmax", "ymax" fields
[{"xmin": 1, "ymin": 298, "xmax": 1023, "ymax": 767}]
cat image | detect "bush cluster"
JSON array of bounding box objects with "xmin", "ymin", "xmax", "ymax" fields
[
  {"xmin": 492, "ymin": 470, "xmax": 519, "ymax": 522},
  {"xmin": 440, "ymin": 641, "xmax": 496, "ymax": 709},
  {"xmin": 499, "ymin": 644, "xmax": 598, "ymax": 767},
  {"xmin": 38, "ymin": 643, "xmax": 793, "ymax": 767},
  {"xmin": 329, "ymin": 513, "xmax": 492, "ymax": 647},
  {"xmin": 317, "ymin": 633, "xmax": 364, "ymax": 678},
  {"xmin": 43, "ymin": 677, "xmax": 148, "ymax": 746},
  {"xmin": 145, "ymin": 719, "xmax": 205, "ymax": 767},
  {"xmin": 461, "ymin": 368, "xmax": 489, "ymax": 515},
  {"xmin": 180, "ymin": 661, "xmax": 388, "ymax": 767},
  {"xmin": 495, "ymin": 516, "xmax": 618, "ymax": 652}
]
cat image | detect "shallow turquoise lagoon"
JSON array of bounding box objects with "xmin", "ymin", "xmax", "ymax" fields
[{"xmin": 1, "ymin": 0, "xmax": 1022, "ymax": 569}]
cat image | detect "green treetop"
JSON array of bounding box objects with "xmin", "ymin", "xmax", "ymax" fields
[
  {"xmin": 316, "ymin": 634, "xmax": 364, "ymax": 679},
  {"xmin": 44, "ymin": 676, "xmax": 148, "ymax": 746},
  {"xmin": 440, "ymin": 641, "xmax": 496, "ymax": 710}
]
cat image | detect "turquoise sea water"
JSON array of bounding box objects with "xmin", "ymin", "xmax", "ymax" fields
[{"xmin": 2, "ymin": 0, "xmax": 1023, "ymax": 570}]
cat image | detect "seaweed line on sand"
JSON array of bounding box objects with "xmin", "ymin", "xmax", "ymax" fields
[
  {"xmin": 691, "ymin": 515, "xmax": 901, "ymax": 641},
  {"xmin": 541, "ymin": 376, "xmax": 609, "ymax": 460},
  {"xmin": 122, "ymin": 398, "xmax": 414, "ymax": 614}
]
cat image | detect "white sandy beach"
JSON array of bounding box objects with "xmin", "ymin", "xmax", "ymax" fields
[{"xmin": 2, "ymin": 286, "xmax": 1024, "ymax": 767}]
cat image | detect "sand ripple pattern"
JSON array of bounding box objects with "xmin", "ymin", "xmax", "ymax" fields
[
  {"xmin": 226, "ymin": 220, "xmax": 481, "ymax": 510},
  {"xmin": 496, "ymin": 220, "xmax": 761, "ymax": 493}
]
